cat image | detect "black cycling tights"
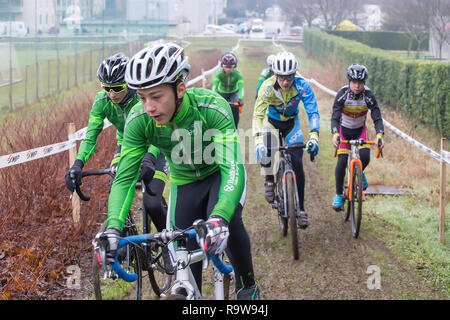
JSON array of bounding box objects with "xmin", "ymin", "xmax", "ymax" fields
[
  {"xmin": 335, "ymin": 149, "xmax": 370, "ymax": 195},
  {"xmin": 169, "ymin": 170, "xmax": 256, "ymax": 293},
  {"xmin": 219, "ymin": 91, "xmax": 240, "ymax": 128},
  {"xmin": 143, "ymin": 177, "xmax": 167, "ymax": 232}
]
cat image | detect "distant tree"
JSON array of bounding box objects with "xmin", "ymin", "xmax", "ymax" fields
[
  {"xmin": 429, "ymin": 0, "xmax": 450, "ymax": 58},
  {"xmin": 225, "ymin": 0, "xmax": 272, "ymax": 18},
  {"xmin": 381, "ymin": 0, "xmax": 431, "ymax": 52},
  {"xmin": 316, "ymin": 0, "xmax": 364, "ymax": 30},
  {"xmin": 279, "ymin": 0, "xmax": 321, "ymax": 27}
]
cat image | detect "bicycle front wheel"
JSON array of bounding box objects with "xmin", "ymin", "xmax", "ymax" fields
[
  {"xmin": 92, "ymin": 217, "xmax": 144, "ymax": 300},
  {"xmin": 350, "ymin": 162, "xmax": 363, "ymax": 238},
  {"xmin": 276, "ymin": 171, "xmax": 288, "ymax": 237},
  {"xmin": 286, "ymin": 172, "xmax": 299, "ymax": 260}
]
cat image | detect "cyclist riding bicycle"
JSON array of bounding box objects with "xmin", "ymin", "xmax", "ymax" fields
[
  {"xmin": 331, "ymin": 64, "xmax": 385, "ymax": 211},
  {"xmin": 211, "ymin": 52, "xmax": 244, "ymax": 128},
  {"xmin": 64, "ymin": 52, "xmax": 168, "ymax": 233},
  {"xmin": 255, "ymin": 54, "xmax": 275, "ymax": 98},
  {"xmin": 253, "ymin": 51, "xmax": 320, "ymax": 229},
  {"xmin": 101, "ymin": 43, "xmax": 259, "ymax": 300}
]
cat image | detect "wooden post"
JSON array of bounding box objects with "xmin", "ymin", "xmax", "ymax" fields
[
  {"xmin": 440, "ymin": 138, "xmax": 446, "ymax": 244},
  {"xmin": 201, "ymin": 68, "xmax": 206, "ymax": 88},
  {"xmin": 24, "ymin": 65, "xmax": 28, "ymax": 106},
  {"xmin": 48, "ymin": 60, "xmax": 50, "ymax": 96},
  {"xmin": 67, "ymin": 56, "xmax": 70, "ymax": 89},
  {"xmin": 67, "ymin": 122, "xmax": 80, "ymax": 227}
]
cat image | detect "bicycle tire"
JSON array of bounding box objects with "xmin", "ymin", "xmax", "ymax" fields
[
  {"xmin": 276, "ymin": 171, "xmax": 288, "ymax": 237},
  {"xmin": 343, "ymin": 193, "xmax": 350, "ymax": 221},
  {"xmin": 286, "ymin": 172, "xmax": 299, "ymax": 260},
  {"xmin": 223, "ymin": 273, "xmax": 231, "ymax": 300},
  {"xmin": 350, "ymin": 162, "xmax": 363, "ymax": 238},
  {"xmin": 144, "ymin": 242, "xmax": 172, "ymax": 297},
  {"xmin": 162, "ymin": 294, "xmax": 187, "ymax": 300},
  {"xmin": 142, "ymin": 197, "xmax": 172, "ymax": 297},
  {"xmin": 92, "ymin": 216, "xmax": 144, "ymax": 300}
]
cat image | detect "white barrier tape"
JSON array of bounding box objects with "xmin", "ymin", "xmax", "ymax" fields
[
  {"xmin": 306, "ymin": 77, "xmax": 449, "ymax": 164},
  {"xmin": 68, "ymin": 119, "xmax": 113, "ymax": 141},
  {"xmin": 272, "ymin": 40, "xmax": 449, "ymax": 164},
  {"xmin": 0, "ymin": 39, "xmax": 241, "ymax": 169},
  {"xmin": 442, "ymin": 150, "xmax": 450, "ymax": 164},
  {"xmin": 0, "ymin": 139, "xmax": 77, "ymax": 169}
]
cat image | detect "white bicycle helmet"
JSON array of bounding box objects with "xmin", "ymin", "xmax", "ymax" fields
[
  {"xmin": 272, "ymin": 52, "xmax": 298, "ymax": 75},
  {"xmin": 266, "ymin": 54, "xmax": 275, "ymax": 67},
  {"xmin": 125, "ymin": 42, "xmax": 190, "ymax": 90}
]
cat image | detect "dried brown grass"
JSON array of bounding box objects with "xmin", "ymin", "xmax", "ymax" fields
[
  {"xmin": 0, "ymin": 91, "xmax": 114, "ymax": 299},
  {"xmin": 302, "ymin": 50, "xmax": 449, "ymax": 206}
]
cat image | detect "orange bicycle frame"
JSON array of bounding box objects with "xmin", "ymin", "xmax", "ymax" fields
[{"xmin": 333, "ymin": 139, "xmax": 382, "ymax": 201}]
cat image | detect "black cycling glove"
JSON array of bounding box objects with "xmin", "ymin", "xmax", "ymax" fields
[
  {"xmin": 65, "ymin": 159, "xmax": 84, "ymax": 192},
  {"xmin": 138, "ymin": 152, "xmax": 156, "ymax": 190}
]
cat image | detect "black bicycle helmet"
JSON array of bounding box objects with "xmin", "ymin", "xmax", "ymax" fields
[
  {"xmin": 221, "ymin": 52, "xmax": 237, "ymax": 67},
  {"xmin": 97, "ymin": 52, "xmax": 129, "ymax": 85},
  {"xmin": 346, "ymin": 64, "xmax": 368, "ymax": 82}
]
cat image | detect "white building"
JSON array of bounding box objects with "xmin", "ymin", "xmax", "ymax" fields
[
  {"xmin": 3, "ymin": 0, "xmax": 57, "ymax": 34},
  {"xmin": 167, "ymin": 0, "xmax": 226, "ymax": 35}
]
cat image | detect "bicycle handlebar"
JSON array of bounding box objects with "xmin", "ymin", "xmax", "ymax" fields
[
  {"xmin": 110, "ymin": 224, "xmax": 233, "ymax": 283},
  {"xmin": 272, "ymin": 142, "xmax": 316, "ymax": 162},
  {"xmin": 333, "ymin": 139, "xmax": 383, "ymax": 159},
  {"xmin": 71, "ymin": 168, "xmax": 114, "ymax": 201}
]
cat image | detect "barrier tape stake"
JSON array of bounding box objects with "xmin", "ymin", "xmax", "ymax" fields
[
  {"xmin": 440, "ymin": 138, "xmax": 447, "ymax": 244},
  {"xmin": 67, "ymin": 122, "xmax": 80, "ymax": 227}
]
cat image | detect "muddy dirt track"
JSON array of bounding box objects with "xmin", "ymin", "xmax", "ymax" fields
[{"xmin": 70, "ymin": 41, "xmax": 443, "ymax": 301}]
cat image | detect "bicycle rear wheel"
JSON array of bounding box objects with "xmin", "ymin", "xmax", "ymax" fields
[
  {"xmin": 350, "ymin": 162, "xmax": 363, "ymax": 238},
  {"xmin": 92, "ymin": 216, "xmax": 144, "ymax": 300},
  {"xmin": 286, "ymin": 172, "xmax": 299, "ymax": 260}
]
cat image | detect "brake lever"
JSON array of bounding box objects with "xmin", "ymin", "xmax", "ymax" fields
[
  {"xmin": 93, "ymin": 232, "xmax": 110, "ymax": 280},
  {"xmin": 193, "ymin": 219, "xmax": 209, "ymax": 270},
  {"xmin": 306, "ymin": 142, "xmax": 316, "ymax": 162},
  {"xmin": 70, "ymin": 170, "xmax": 90, "ymax": 201}
]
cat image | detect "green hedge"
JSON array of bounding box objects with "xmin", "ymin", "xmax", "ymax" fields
[
  {"xmin": 326, "ymin": 30, "xmax": 429, "ymax": 51},
  {"xmin": 303, "ymin": 28, "xmax": 450, "ymax": 138}
]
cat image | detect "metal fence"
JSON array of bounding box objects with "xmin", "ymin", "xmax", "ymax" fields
[{"xmin": 0, "ymin": 34, "xmax": 160, "ymax": 110}]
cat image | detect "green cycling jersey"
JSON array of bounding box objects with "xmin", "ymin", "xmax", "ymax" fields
[
  {"xmin": 107, "ymin": 87, "xmax": 246, "ymax": 230},
  {"xmin": 75, "ymin": 90, "xmax": 142, "ymax": 165},
  {"xmin": 211, "ymin": 68, "xmax": 245, "ymax": 100},
  {"xmin": 256, "ymin": 67, "xmax": 273, "ymax": 96}
]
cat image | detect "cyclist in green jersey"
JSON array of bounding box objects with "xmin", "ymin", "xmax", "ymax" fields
[
  {"xmin": 255, "ymin": 54, "xmax": 275, "ymax": 98},
  {"xmin": 101, "ymin": 43, "xmax": 259, "ymax": 300},
  {"xmin": 64, "ymin": 53, "xmax": 168, "ymax": 233},
  {"xmin": 211, "ymin": 52, "xmax": 244, "ymax": 128}
]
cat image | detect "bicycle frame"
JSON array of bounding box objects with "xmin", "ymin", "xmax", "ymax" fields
[
  {"xmin": 168, "ymin": 242, "xmax": 231, "ymax": 300},
  {"xmin": 334, "ymin": 139, "xmax": 380, "ymax": 202},
  {"xmin": 95, "ymin": 220, "xmax": 234, "ymax": 300},
  {"xmin": 347, "ymin": 145, "xmax": 364, "ymax": 202}
]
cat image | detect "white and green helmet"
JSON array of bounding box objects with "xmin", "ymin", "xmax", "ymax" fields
[{"xmin": 125, "ymin": 42, "xmax": 191, "ymax": 90}]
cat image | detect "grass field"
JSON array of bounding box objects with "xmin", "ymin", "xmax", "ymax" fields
[{"xmin": 1, "ymin": 35, "xmax": 448, "ymax": 299}]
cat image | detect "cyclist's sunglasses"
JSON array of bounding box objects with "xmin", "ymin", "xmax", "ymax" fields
[
  {"xmin": 276, "ymin": 74, "xmax": 295, "ymax": 82},
  {"xmin": 102, "ymin": 83, "xmax": 127, "ymax": 94}
]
